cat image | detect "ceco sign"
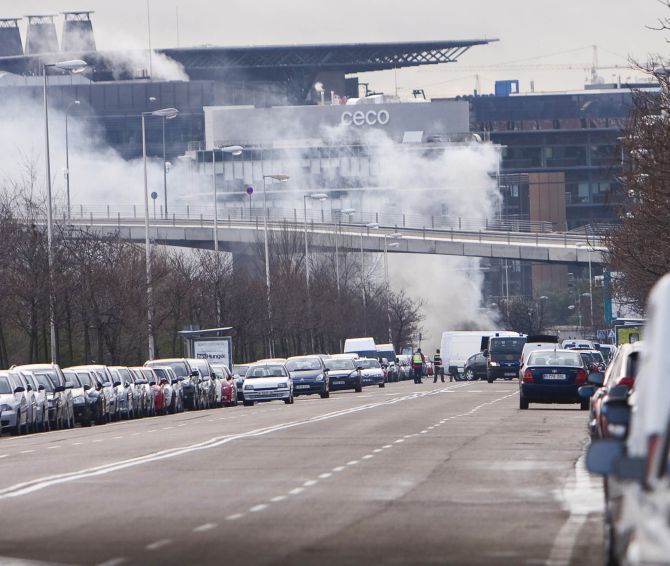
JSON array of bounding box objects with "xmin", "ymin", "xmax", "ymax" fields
[{"xmin": 341, "ymin": 109, "xmax": 390, "ymax": 127}]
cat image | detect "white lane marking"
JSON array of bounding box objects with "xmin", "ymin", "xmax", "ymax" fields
[
  {"xmin": 47, "ymin": 446, "xmax": 61, "ymax": 450},
  {"xmin": 20, "ymin": 450, "xmax": 35, "ymax": 454},
  {"xmin": 250, "ymin": 504, "xmax": 268, "ymax": 512},
  {"xmin": 346, "ymin": 460, "xmax": 359, "ymax": 466},
  {"xmin": 318, "ymin": 473, "xmax": 332, "ymax": 479},
  {"xmin": 289, "ymin": 487, "xmax": 304, "ymax": 495},
  {"xmin": 226, "ymin": 513, "xmax": 243, "ymax": 521},
  {"xmin": 420, "ymin": 430, "xmax": 428, "ymax": 434},
  {"xmin": 96, "ymin": 558, "xmax": 127, "ymax": 566},
  {"xmin": 72, "ymin": 442, "xmax": 82, "ymax": 446},
  {"xmin": 332, "ymin": 466, "xmax": 345, "ymax": 472},
  {"xmin": 303, "ymin": 480, "xmax": 318, "ymax": 487},
  {"xmin": 0, "ymin": 384, "xmax": 474, "ymax": 500},
  {"xmin": 177, "ymin": 424, "xmax": 187, "ymax": 427},
  {"xmin": 395, "ymin": 439, "xmax": 405, "ymax": 443},
  {"xmin": 547, "ymin": 454, "xmax": 602, "ymax": 565},
  {"xmin": 131, "ymin": 433, "xmax": 140, "ymax": 436},
  {"xmin": 382, "ymin": 444, "xmax": 392, "ymax": 449},
  {"xmin": 373, "ymin": 449, "xmax": 382, "ymax": 453},
  {"xmin": 163, "ymin": 426, "xmax": 175, "ymax": 430},
  {"xmin": 112, "ymin": 436, "xmax": 124, "ymax": 440},
  {"xmin": 146, "ymin": 539, "xmax": 172, "ymax": 551},
  {"xmin": 147, "ymin": 430, "xmax": 157, "ymax": 433},
  {"xmin": 193, "ymin": 523, "xmax": 217, "ymax": 533},
  {"xmin": 362, "ymin": 454, "xmax": 374, "ymax": 460},
  {"xmin": 92, "ymin": 439, "xmax": 103, "ymax": 443},
  {"xmin": 0, "ymin": 455, "xmax": 8, "ymax": 459},
  {"xmin": 270, "ymin": 495, "xmax": 287, "ymax": 502}
]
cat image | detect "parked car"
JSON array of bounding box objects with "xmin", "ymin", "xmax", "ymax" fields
[
  {"xmin": 285, "ymin": 356, "xmax": 330, "ymax": 398},
  {"xmin": 17, "ymin": 371, "xmax": 50, "ymax": 432},
  {"xmin": 582, "ymin": 342, "xmax": 643, "ymax": 439},
  {"xmin": 145, "ymin": 359, "xmax": 200, "ymax": 410},
  {"xmin": 67, "ymin": 365, "xmax": 118, "ymax": 421},
  {"xmin": 129, "ymin": 367, "xmax": 157, "ymax": 417},
  {"xmin": 147, "ymin": 366, "xmax": 183, "ymax": 414},
  {"xmin": 63, "ymin": 370, "xmax": 100, "ymax": 426},
  {"xmin": 242, "ymin": 362, "xmax": 294, "ymax": 406},
  {"xmin": 518, "ymin": 349, "xmax": 590, "ymax": 410},
  {"xmin": 187, "ymin": 358, "xmax": 217, "ymax": 409},
  {"xmin": 356, "ymin": 357, "xmax": 385, "ymax": 388},
  {"xmin": 108, "ymin": 367, "xmax": 137, "ymax": 419},
  {"xmin": 71, "ymin": 369, "xmax": 109, "ymax": 425},
  {"xmin": 211, "ymin": 364, "xmax": 238, "ymax": 407},
  {"xmin": 376, "ymin": 343, "xmax": 399, "ymax": 382},
  {"xmin": 0, "ymin": 371, "xmax": 30, "ymax": 435},
  {"xmin": 231, "ymin": 364, "xmax": 251, "ymax": 402},
  {"xmin": 463, "ymin": 352, "xmax": 487, "ymax": 381},
  {"xmin": 9, "ymin": 371, "xmax": 38, "ymax": 434},
  {"xmin": 16, "ymin": 365, "xmax": 74, "ymax": 429},
  {"xmin": 396, "ymin": 355, "xmax": 412, "ymax": 381},
  {"xmin": 323, "ymin": 357, "xmax": 362, "ymax": 393}
]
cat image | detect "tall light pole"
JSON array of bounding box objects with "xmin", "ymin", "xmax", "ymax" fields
[
  {"xmin": 361, "ymin": 222, "xmax": 379, "ymax": 334},
  {"xmin": 337, "ymin": 208, "xmax": 357, "ymax": 295},
  {"xmin": 212, "ymin": 145, "xmax": 243, "ymax": 252},
  {"xmin": 64, "ymin": 100, "xmax": 80, "ymax": 219},
  {"xmin": 384, "ymin": 233, "xmax": 402, "ymax": 343},
  {"xmin": 262, "ymin": 173, "xmax": 290, "ymax": 357},
  {"xmin": 43, "ymin": 59, "xmax": 87, "ymax": 364},
  {"xmin": 142, "ymin": 107, "xmax": 179, "ymax": 360},
  {"xmin": 303, "ymin": 192, "xmax": 328, "ymax": 353},
  {"xmin": 578, "ymin": 243, "xmax": 594, "ymax": 332}
]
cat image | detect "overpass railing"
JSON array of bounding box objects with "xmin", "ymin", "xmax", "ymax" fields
[{"xmin": 63, "ymin": 204, "xmax": 557, "ymax": 234}]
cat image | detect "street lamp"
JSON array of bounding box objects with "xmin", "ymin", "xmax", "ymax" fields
[
  {"xmin": 142, "ymin": 107, "xmax": 179, "ymax": 360},
  {"xmin": 262, "ymin": 173, "xmax": 290, "ymax": 357},
  {"xmin": 384, "ymin": 233, "xmax": 402, "ymax": 343},
  {"xmin": 336, "ymin": 208, "xmax": 357, "ymax": 294},
  {"xmin": 302, "ymin": 192, "xmax": 328, "ymax": 353},
  {"xmin": 360, "ymin": 222, "xmax": 379, "ymax": 333},
  {"xmin": 212, "ymin": 145, "xmax": 244, "ymax": 252},
  {"xmin": 64, "ymin": 99, "xmax": 80, "ymax": 219},
  {"xmin": 577, "ymin": 243, "xmax": 594, "ymax": 332},
  {"xmin": 43, "ymin": 59, "xmax": 87, "ymax": 363},
  {"xmin": 160, "ymin": 111, "xmax": 179, "ymax": 217}
]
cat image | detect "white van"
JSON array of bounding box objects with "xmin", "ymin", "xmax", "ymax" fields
[
  {"xmin": 440, "ymin": 330, "xmax": 518, "ymax": 380},
  {"xmin": 343, "ymin": 337, "xmax": 377, "ymax": 360},
  {"xmin": 520, "ymin": 335, "xmax": 560, "ymax": 367}
]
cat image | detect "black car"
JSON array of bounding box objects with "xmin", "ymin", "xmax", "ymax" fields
[
  {"xmin": 285, "ymin": 356, "xmax": 330, "ymax": 398},
  {"xmin": 463, "ymin": 352, "xmax": 487, "ymax": 381},
  {"xmin": 323, "ymin": 357, "xmax": 362, "ymax": 393}
]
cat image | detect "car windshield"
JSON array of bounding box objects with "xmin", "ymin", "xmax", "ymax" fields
[
  {"xmin": 285, "ymin": 358, "xmax": 322, "ymax": 371},
  {"xmin": 325, "ymin": 358, "xmax": 355, "ymax": 371},
  {"xmin": 31, "ymin": 368, "xmax": 62, "ymax": 387},
  {"xmin": 490, "ymin": 338, "xmax": 526, "ymax": 354},
  {"xmin": 147, "ymin": 360, "xmax": 188, "ymax": 377},
  {"xmin": 357, "ymin": 359, "xmax": 380, "ymax": 369},
  {"xmin": 528, "ymin": 351, "xmax": 582, "ymax": 367},
  {"xmin": 63, "ymin": 371, "xmax": 82, "ymax": 388},
  {"xmin": 0, "ymin": 376, "xmax": 12, "ymax": 394},
  {"xmin": 232, "ymin": 365, "xmax": 249, "ymax": 376},
  {"xmin": 33, "ymin": 373, "xmax": 56, "ymax": 392},
  {"xmin": 75, "ymin": 372, "xmax": 93, "ymax": 387},
  {"xmin": 245, "ymin": 365, "xmax": 288, "ymax": 378}
]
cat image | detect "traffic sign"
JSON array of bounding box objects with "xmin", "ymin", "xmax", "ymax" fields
[
  {"xmin": 150, "ymin": 191, "xmax": 158, "ymax": 200},
  {"xmin": 607, "ymin": 329, "xmax": 616, "ymax": 339},
  {"xmin": 596, "ymin": 330, "xmax": 606, "ymax": 340},
  {"xmin": 246, "ymin": 186, "xmax": 254, "ymax": 195}
]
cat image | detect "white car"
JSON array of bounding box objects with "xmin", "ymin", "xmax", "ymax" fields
[
  {"xmin": 242, "ymin": 363, "xmax": 293, "ymax": 406},
  {"xmin": 356, "ymin": 358, "xmax": 385, "ymax": 388},
  {"xmin": 0, "ymin": 371, "xmax": 30, "ymax": 435}
]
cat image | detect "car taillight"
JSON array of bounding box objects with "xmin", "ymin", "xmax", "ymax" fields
[
  {"xmin": 616, "ymin": 376, "xmax": 635, "ymax": 389},
  {"xmin": 522, "ymin": 369, "xmax": 534, "ymax": 383},
  {"xmin": 575, "ymin": 369, "xmax": 588, "ymax": 383}
]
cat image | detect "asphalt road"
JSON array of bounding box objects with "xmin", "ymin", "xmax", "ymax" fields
[{"xmin": 0, "ymin": 380, "xmax": 604, "ymax": 566}]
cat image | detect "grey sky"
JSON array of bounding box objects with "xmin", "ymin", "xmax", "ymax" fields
[{"xmin": 5, "ymin": 0, "xmax": 669, "ymax": 96}]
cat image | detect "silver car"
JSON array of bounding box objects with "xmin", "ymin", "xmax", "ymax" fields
[
  {"xmin": 0, "ymin": 372, "xmax": 30, "ymax": 435},
  {"xmin": 19, "ymin": 371, "xmax": 50, "ymax": 432},
  {"xmin": 8, "ymin": 370, "xmax": 39, "ymax": 433},
  {"xmin": 65, "ymin": 365, "xmax": 117, "ymax": 422},
  {"xmin": 15, "ymin": 365, "xmax": 74, "ymax": 430}
]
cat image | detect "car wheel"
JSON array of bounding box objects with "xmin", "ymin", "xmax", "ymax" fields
[
  {"xmin": 580, "ymin": 399, "xmax": 590, "ymax": 411},
  {"xmin": 519, "ymin": 396, "xmax": 529, "ymax": 410},
  {"xmin": 284, "ymin": 393, "xmax": 294, "ymax": 405},
  {"xmin": 379, "ymin": 382, "xmax": 385, "ymax": 388},
  {"xmin": 487, "ymin": 377, "xmax": 494, "ymax": 384},
  {"xmin": 465, "ymin": 369, "xmax": 475, "ymax": 381},
  {"xmin": 243, "ymin": 400, "xmax": 254, "ymax": 407}
]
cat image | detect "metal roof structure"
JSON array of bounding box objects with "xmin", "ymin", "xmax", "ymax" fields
[{"xmin": 0, "ymin": 38, "xmax": 495, "ymax": 79}]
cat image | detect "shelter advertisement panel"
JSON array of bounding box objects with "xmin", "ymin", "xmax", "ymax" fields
[{"xmin": 192, "ymin": 337, "xmax": 232, "ymax": 368}]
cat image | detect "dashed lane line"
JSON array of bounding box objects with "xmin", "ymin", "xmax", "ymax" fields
[
  {"xmin": 145, "ymin": 539, "xmax": 172, "ymax": 551},
  {"xmin": 193, "ymin": 523, "xmax": 217, "ymax": 533}
]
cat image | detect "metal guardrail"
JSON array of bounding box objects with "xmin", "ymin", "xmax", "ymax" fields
[{"xmin": 58, "ymin": 204, "xmax": 559, "ymax": 234}]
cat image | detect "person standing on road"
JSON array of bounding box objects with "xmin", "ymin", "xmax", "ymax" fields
[
  {"xmin": 412, "ymin": 348, "xmax": 425, "ymax": 384},
  {"xmin": 433, "ymin": 349, "xmax": 446, "ymax": 383}
]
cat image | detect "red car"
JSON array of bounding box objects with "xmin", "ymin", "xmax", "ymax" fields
[
  {"xmin": 586, "ymin": 342, "xmax": 643, "ymax": 439},
  {"xmin": 212, "ymin": 364, "xmax": 238, "ymax": 407}
]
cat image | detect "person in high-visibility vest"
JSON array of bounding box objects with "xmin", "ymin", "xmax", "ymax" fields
[
  {"xmin": 412, "ymin": 348, "xmax": 425, "ymax": 384},
  {"xmin": 433, "ymin": 349, "xmax": 446, "ymax": 383}
]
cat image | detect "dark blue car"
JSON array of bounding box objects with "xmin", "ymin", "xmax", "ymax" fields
[
  {"xmin": 519, "ymin": 349, "xmax": 589, "ymax": 410},
  {"xmin": 323, "ymin": 357, "xmax": 362, "ymax": 393},
  {"xmin": 285, "ymin": 356, "xmax": 330, "ymax": 398}
]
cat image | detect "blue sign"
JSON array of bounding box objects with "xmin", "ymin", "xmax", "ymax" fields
[
  {"xmin": 596, "ymin": 330, "xmax": 606, "ymax": 340},
  {"xmin": 246, "ymin": 186, "xmax": 254, "ymax": 195}
]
